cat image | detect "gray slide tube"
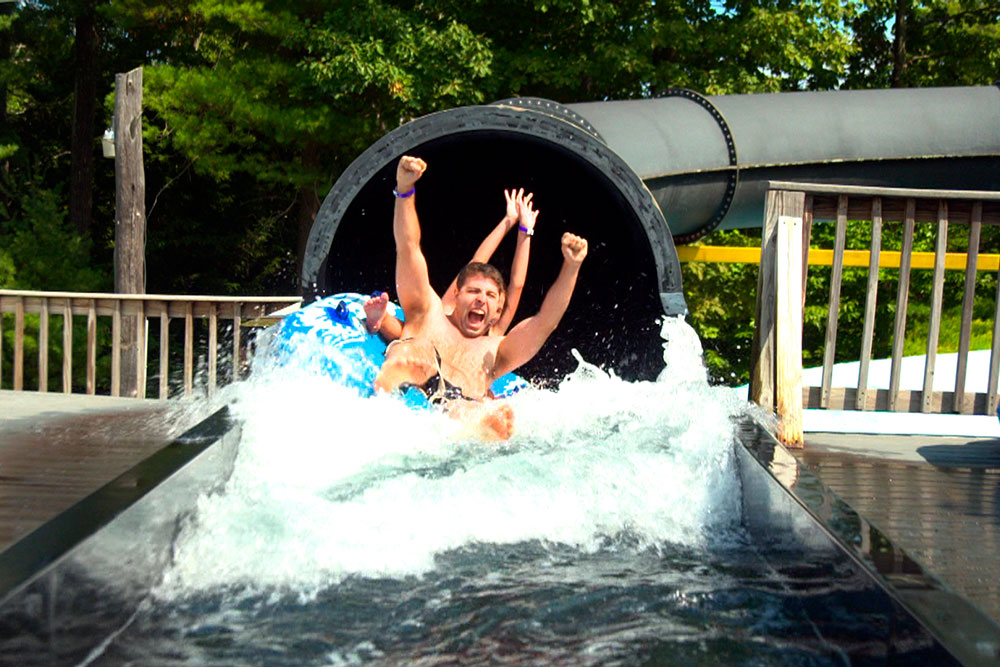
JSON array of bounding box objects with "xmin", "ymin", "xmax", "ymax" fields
[{"xmin": 570, "ymin": 86, "xmax": 1000, "ymax": 242}]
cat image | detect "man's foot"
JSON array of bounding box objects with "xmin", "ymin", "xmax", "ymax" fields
[
  {"xmin": 450, "ymin": 401, "xmax": 515, "ymax": 441},
  {"xmin": 480, "ymin": 402, "xmax": 515, "ymax": 440},
  {"xmin": 364, "ymin": 292, "xmax": 389, "ymax": 333}
]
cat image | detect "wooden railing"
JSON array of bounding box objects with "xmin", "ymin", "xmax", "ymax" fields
[
  {"xmin": 0, "ymin": 290, "xmax": 301, "ymax": 399},
  {"xmin": 750, "ymin": 182, "xmax": 1000, "ymax": 447}
]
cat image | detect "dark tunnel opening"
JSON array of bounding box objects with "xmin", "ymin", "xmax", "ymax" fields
[{"xmin": 318, "ymin": 130, "xmax": 669, "ymax": 383}]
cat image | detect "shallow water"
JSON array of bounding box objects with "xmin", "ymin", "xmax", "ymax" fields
[{"xmin": 2, "ymin": 318, "xmax": 942, "ymax": 664}]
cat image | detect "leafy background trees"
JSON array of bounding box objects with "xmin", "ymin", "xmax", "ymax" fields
[{"xmin": 2, "ymin": 0, "xmax": 998, "ymax": 385}]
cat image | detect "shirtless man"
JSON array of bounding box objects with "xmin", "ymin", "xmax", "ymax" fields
[
  {"xmin": 373, "ymin": 155, "xmax": 589, "ymax": 440},
  {"xmin": 365, "ymin": 186, "xmax": 539, "ymax": 339}
]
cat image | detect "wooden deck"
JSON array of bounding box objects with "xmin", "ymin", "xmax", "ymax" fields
[
  {"xmin": 796, "ymin": 431, "xmax": 1000, "ymax": 627},
  {"xmin": 0, "ymin": 390, "xmax": 190, "ymax": 554}
]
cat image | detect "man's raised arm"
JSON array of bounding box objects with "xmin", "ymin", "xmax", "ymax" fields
[
  {"xmin": 393, "ymin": 156, "xmax": 437, "ymax": 318},
  {"xmin": 492, "ymin": 233, "xmax": 588, "ymax": 378}
]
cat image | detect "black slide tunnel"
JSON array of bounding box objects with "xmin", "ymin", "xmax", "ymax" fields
[{"xmin": 302, "ymin": 100, "xmax": 682, "ymax": 382}]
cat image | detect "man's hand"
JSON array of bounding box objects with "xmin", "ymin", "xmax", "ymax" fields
[
  {"xmin": 561, "ymin": 233, "xmax": 588, "ymax": 264},
  {"xmin": 517, "ymin": 192, "xmax": 539, "ymax": 233},
  {"xmin": 396, "ymin": 155, "xmax": 427, "ymax": 191},
  {"xmin": 503, "ymin": 188, "xmax": 524, "ymax": 227}
]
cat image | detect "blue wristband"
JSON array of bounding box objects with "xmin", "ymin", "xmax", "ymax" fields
[
  {"xmin": 393, "ymin": 186, "xmax": 416, "ymax": 198},
  {"xmin": 518, "ymin": 225, "xmax": 534, "ymax": 236}
]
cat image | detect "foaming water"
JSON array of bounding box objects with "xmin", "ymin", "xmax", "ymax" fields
[
  {"xmin": 155, "ymin": 316, "xmax": 747, "ymax": 600},
  {"xmin": 15, "ymin": 317, "xmax": 930, "ymax": 665}
]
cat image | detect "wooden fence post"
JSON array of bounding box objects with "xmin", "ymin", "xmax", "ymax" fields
[
  {"xmin": 774, "ymin": 193, "xmax": 806, "ymax": 447},
  {"xmin": 750, "ymin": 192, "xmax": 780, "ymax": 412},
  {"xmin": 751, "ymin": 187, "xmax": 806, "ymax": 449},
  {"xmin": 113, "ymin": 66, "xmax": 145, "ymax": 397}
]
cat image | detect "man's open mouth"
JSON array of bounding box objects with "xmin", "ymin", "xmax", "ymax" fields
[{"xmin": 468, "ymin": 310, "xmax": 486, "ymax": 326}]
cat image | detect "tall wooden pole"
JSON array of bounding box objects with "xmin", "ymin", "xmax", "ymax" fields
[{"xmin": 113, "ymin": 67, "xmax": 145, "ymax": 398}]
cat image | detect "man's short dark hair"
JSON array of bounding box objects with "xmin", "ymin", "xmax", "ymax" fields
[{"xmin": 456, "ymin": 262, "xmax": 506, "ymax": 295}]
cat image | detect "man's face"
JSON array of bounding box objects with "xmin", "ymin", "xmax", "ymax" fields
[{"xmin": 452, "ymin": 275, "xmax": 504, "ymax": 337}]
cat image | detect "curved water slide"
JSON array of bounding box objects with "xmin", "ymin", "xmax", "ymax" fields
[{"xmin": 303, "ymin": 86, "xmax": 1000, "ymax": 380}]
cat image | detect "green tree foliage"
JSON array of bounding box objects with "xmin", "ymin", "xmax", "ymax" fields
[
  {"xmin": 3, "ymin": 0, "xmax": 999, "ymax": 387},
  {"xmin": 847, "ymin": 0, "xmax": 1000, "ymax": 87},
  {"xmin": 116, "ymin": 0, "xmax": 492, "ymax": 282}
]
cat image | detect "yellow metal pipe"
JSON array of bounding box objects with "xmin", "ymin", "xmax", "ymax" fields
[{"xmin": 676, "ymin": 245, "xmax": 1000, "ymax": 271}]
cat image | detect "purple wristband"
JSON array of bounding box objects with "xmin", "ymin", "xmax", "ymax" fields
[
  {"xmin": 518, "ymin": 225, "xmax": 534, "ymax": 236},
  {"xmin": 393, "ymin": 186, "xmax": 416, "ymax": 198}
]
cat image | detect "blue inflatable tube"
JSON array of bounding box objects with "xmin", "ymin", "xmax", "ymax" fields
[{"xmin": 273, "ymin": 293, "xmax": 528, "ymax": 405}]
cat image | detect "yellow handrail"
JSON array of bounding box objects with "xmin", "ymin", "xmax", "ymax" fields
[{"xmin": 677, "ymin": 245, "xmax": 1000, "ymax": 271}]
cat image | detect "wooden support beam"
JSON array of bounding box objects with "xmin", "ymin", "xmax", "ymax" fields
[
  {"xmin": 750, "ymin": 191, "xmax": 783, "ymax": 411},
  {"xmin": 776, "ymin": 207, "xmax": 805, "ymax": 447},
  {"xmin": 113, "ymin": 66, "xmax": 145, "ymax": 398}
]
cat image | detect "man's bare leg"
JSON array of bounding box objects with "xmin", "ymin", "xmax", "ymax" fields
[{"xmin": 373, "ymin": 339, "xmax": 438, "ymax": 393}]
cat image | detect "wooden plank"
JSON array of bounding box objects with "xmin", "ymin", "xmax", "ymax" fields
[
  {"xmin": 208, "ymin": 302, "xmax": 217, "ymax": 395},
  {"xmin": 801, "ymin": 195, "xmax": 813, "ymax": 316},
  {"xmin": 765, "ymin": 180, "xmax": 1000, "ymax": 202},
  {"xmin": 38, "ymin": 297, "xmax": 49, "ymax": 393},
  {"xmin": 159, "ymin": 312, "xmax": 169, "ymax": 399},
  {"xmin": 749, "ymin": 190, "xmax": 782, "ymax": 411},
  {"xmin": 812, "ymin": 195, "xmax": 1000, "ymax": 227},
  {"xmin": 111, "ymin": 299, "xmax": 121, "ymax": 397},
  {"xmin": 0, "ymin": 294, "xmax": 298, "ymax": 320},
  {"xmin": 184, "ymin": 301, "xmax": 194, "ymax": 397},
  {"xmin": 922, "ymin": 201, "xmax": 948, "ymax": 412},
  {"xmin": 0, "ymin": 289, "xmax": 300, "ymax": 304},
  {"xmin": 86, "ymin": 300, "xmax": 96, "ymax": 395},
  {"xmin": 62, "ymin": 298, "xmax": 72, "ymax": 393},
  {"xmin": 13, "ymin": 296, "xmax": 24, "ymax": 391},
  {"xmin": 954, "ymin": 202, "xmax": 982, "ymax": 413},
  {"xmin": 820, "ymin": 195, "xmax": 849, "ymax": 408},
  {"xmin": 232, "ymin": 302, "xmax": 242, "ymax": 383},
  {"xmin": 136, "ymin": 299, "xmax": 146, "ymax": 399},
  {"xmin": 803, "ymin": 386, "xmax": 991, "ymax": 415},
  {"xmin": 856, "ymin": 198, "xmax": 882, "ymax": 410},
  {"xmin": 989, "ymin": 258, "xmax": 1000, "ymax": 414},
  {"xmin": 889, "ymin": 200, "xmax": 916, "ymax": 411},
  {"xmin": 775, "ymin": 206, "xmax": 805, "ymax": 447}
]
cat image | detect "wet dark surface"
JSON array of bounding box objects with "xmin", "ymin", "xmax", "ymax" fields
[
  {"xmin": 0, "ymin": 395, "xmax": 177, "ymax": 553},
  {"xmin": 796, "ymin": 433, "xmax": 1000, "ymax": 628}
]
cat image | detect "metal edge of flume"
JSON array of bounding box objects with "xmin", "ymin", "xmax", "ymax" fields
[
  {"xmin": 735, "ymin": 418, "xmax": 1000, "ymax": 667},
  {"xmin": 0, "ymin": 406, "xmax": 240, "ymax": 610}
]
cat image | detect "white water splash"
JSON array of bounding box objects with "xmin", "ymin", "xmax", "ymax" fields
[{"xmin": 154, "ymin": 317, "xmax": 749, "ymax": 600}]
